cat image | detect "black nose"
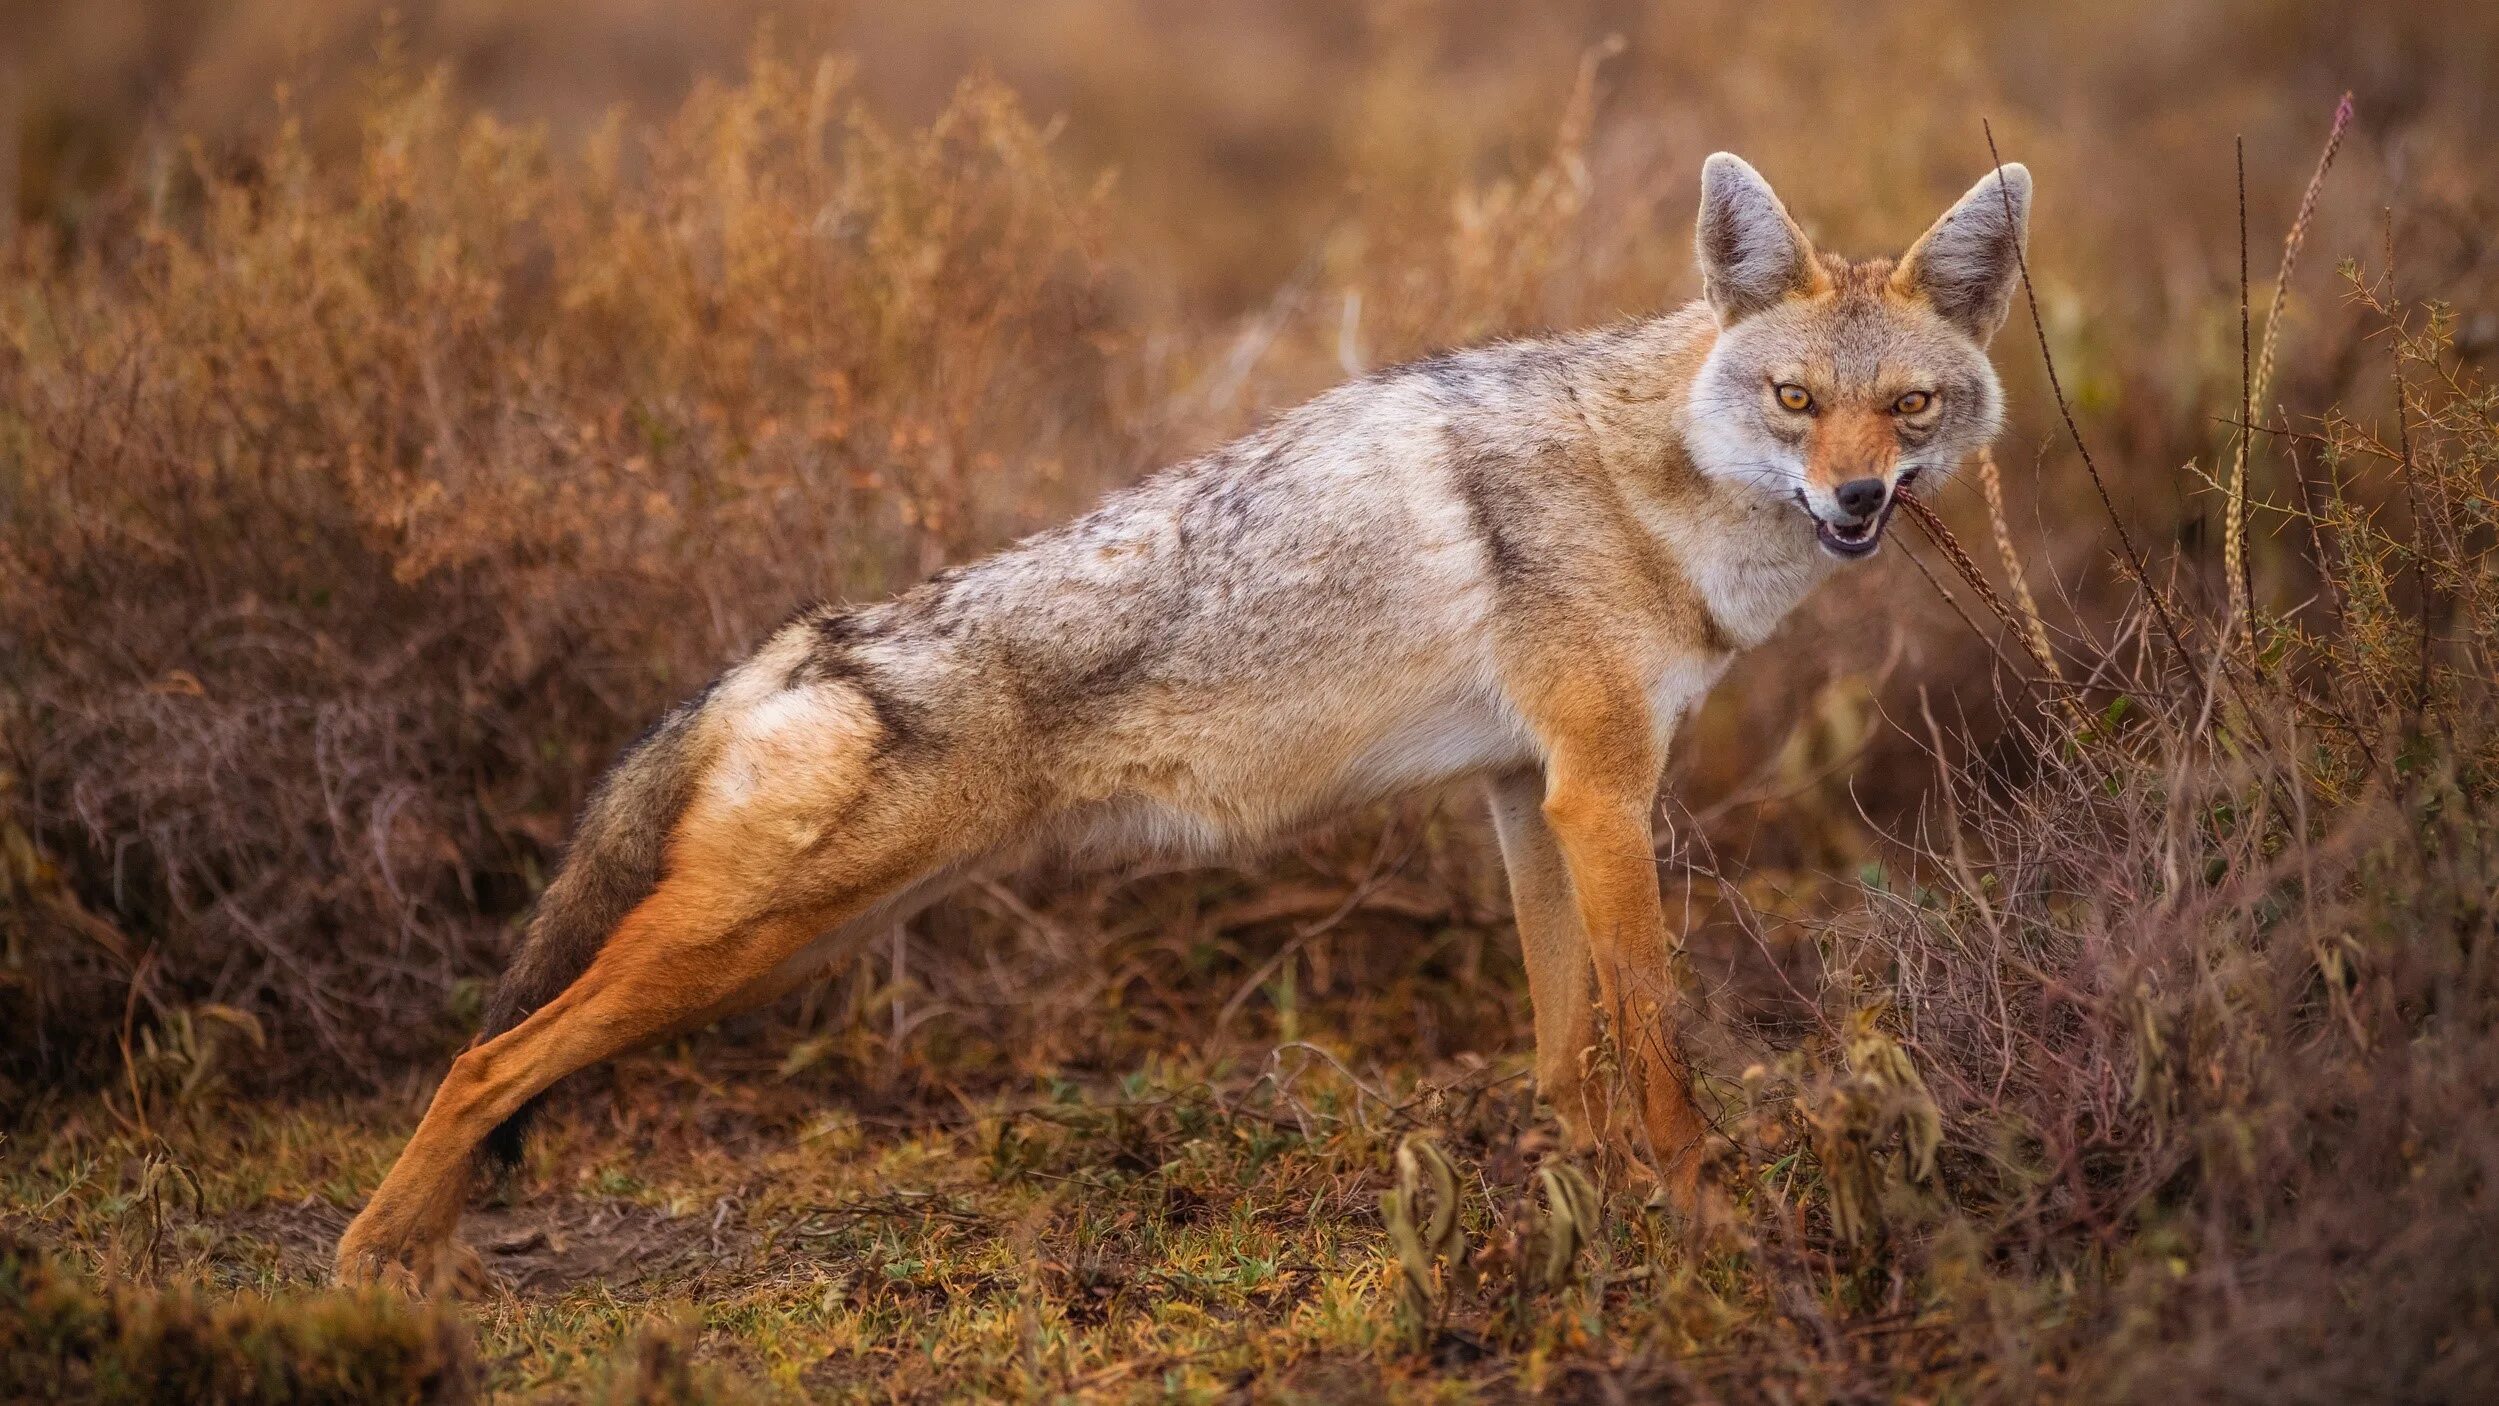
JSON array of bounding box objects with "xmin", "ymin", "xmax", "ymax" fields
[{"xmin": 1834, "ymin": 477, "xmax": 1888, "ymax": 520}]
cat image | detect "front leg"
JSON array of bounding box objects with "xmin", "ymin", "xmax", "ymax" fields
[
  {"xmin": 1514, "ymin": 675, "xmax": 1711, "ymax": 1210},
  {"xmin": 1485, "ymin": 769, "xmax": 1600, "ymax": 1150}
]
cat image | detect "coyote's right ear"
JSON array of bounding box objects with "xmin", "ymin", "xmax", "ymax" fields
[{"xmin": 1695, "ymin": 152, "xmax": 1827, "ymax": 325}]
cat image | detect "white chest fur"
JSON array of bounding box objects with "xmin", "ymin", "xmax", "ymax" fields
[
  {"xmin": 1645, "ymin": 651, "xmax": 1731, "ymax": 754},
  {"xmin": 1640, "ymin": 491, "xmax": 1834, "ymax": 651}
]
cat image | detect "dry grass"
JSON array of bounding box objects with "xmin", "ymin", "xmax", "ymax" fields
[{"xmin": 5, "ymin": 3, "xmax": 2499, "ymax": 1400}]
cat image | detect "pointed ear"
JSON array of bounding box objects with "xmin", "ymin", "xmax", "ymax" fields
[
  {"xmin": 1893, "ymin": 164, "xmax": 2032, "ymax": 343},
  {"xmin": 1695, "ymin": 153, "xmax": 1826, "ymax": 325}
]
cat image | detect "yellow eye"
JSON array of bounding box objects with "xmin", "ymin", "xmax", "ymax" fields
[
  {"xmin": 1774, "ymin": 383, "xmax": 1814, "ymax": 413},
  {"xmin": 1893, "ymin": 390, "xmax": 1934, "ymax": 415}
]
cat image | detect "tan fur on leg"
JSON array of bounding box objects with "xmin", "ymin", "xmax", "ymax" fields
[
  {"xmin": 1512, "ymin": 670, "xmax": 1712, "ymax": 1210},
  {"xmin": 1485, "ymin": 769, "xmax": 1602, "ymax": 1150},
  {"xmin": 333, "ymin": 897, "xmax": 836, "ymax": 1287}
]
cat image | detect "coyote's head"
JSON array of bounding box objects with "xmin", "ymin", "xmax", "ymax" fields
[{"xmin": 1683, "ymin": 152, "xmax": 2030, "ymax": 560}]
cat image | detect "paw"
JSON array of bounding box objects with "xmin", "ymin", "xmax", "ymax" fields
[
  {"xmin": 1640, "ymin": 1149, "xmax": 1705, "ymax": 1218},
  {"xmin": 333, "ymin": 1234, "xmax": 428, "ymax": 1293},
  {"xmin": 334, "ymin": 1218, "xmax": 492, "ymax": 1297},
  {"xmin": 438, "ymin": 1238, "xmax": 496, "ymax": 1297}
]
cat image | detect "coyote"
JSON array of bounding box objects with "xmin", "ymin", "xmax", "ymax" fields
[{"xmin": 337, "ymin": 152, "xmax": 2030, "ymax": 1289}]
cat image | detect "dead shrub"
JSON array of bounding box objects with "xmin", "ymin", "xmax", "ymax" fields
[{"xmin": 1, "ymin": 55, "xmax": 1124, "ymax": 1082}]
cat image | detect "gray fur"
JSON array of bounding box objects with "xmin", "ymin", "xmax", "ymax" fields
[{"xmin": 787, "ymin": 336, "xmax": 1628, "ymax": 790}]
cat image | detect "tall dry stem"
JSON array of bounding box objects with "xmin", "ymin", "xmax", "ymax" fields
[{"xmin": 2224, "ymin": 91, "xmax": 2353, "ymax": 643}]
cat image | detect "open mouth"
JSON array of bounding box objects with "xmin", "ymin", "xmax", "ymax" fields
[
  {"xmin": 1816, "ymin": 510, "xmax": 1885, "ymax": 559},
  {"xmin": 1801, "ymin": 491, "xmax": 1896, "ymax": 560}
]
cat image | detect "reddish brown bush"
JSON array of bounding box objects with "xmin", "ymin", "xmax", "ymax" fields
[{"xmin": 1, "ymin": 59, "xmax": 1128, "ymax": 1078}]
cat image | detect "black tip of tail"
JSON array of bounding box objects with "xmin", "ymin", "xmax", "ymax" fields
[{"xmin": 482, "ymin": 1097, "xmax": 539, "ymax": 1170}]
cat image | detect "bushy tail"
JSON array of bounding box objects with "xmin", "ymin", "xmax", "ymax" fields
[{"xmin": 478, "ymin": 689, "xmax": 712, "ymax": 1168}]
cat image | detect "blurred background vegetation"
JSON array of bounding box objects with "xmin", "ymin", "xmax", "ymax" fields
[{"xmin": 3, "ymin": 2, "xmax": 2496, "ymax": 1399}]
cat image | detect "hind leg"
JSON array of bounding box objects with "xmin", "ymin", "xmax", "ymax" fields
[
  {"xmin": 334, "ymin": 896, "xmax": 819, "ymax": 1288},
  {"xmin": 335, "ymin": 818, "xmax": 954, "ymax": 1289}
]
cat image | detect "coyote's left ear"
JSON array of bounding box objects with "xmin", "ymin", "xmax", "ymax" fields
[{"xmin": 1894, "ymin": 164, "xmax": 2032, "ymax": 344}]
